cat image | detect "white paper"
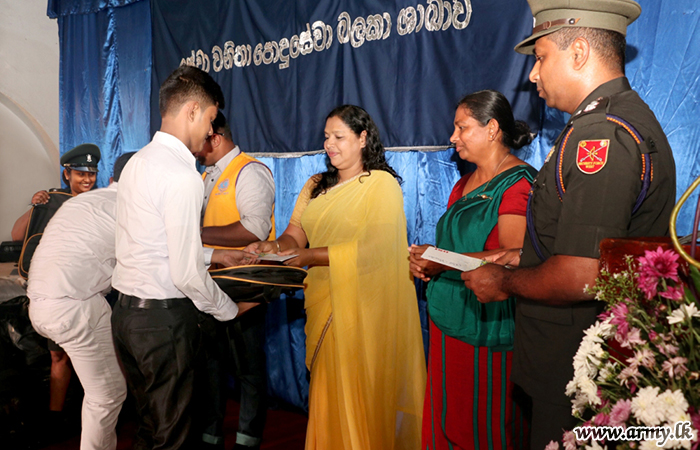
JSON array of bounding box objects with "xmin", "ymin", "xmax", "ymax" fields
[
  {"xmin": 256, "ymin": 253, "xmax": 297, "ymax": 262},
  {"xmin": 421, "ymin": 246, "xmax": 484, "ymax": 272}
]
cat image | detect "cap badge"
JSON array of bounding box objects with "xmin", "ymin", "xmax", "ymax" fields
[
  {"xmin": 576, "ymin": 140, "xmax": 609, "ymax": 174},
  {"xmin": 87, "ymin": 154, "xmax": 92, "ymax": 162}
]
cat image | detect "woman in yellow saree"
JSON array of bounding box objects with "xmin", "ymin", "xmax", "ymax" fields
[{"xmin": 247, "ymin": 105, "xmax": 425, "ymax": 449}]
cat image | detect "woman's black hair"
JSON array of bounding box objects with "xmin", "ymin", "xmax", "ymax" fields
[
  {"xmin": 457, "ymin": 90, "xmax": 534, "ymax": 150},
  {"xmin": 311, "ymin": 105, "xmax": 400, "ymax": 199}
]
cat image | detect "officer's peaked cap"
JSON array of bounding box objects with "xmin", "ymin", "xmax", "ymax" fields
[{"xmin": 514, "ymin": 0, "xmax": 641, "ymax": 54}]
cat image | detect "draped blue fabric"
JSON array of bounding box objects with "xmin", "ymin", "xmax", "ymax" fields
[
  {"xmin": 48, "ymin": 0, "xmax": 139, "ymax": 18},
  {"xmin": 57, "ymin": 0, "xmax": 151, "ymax": 188},
  {"xmin": 52, "ymin": 0, "xmax": 700, "ymax": 414},
  {"xmin": 149, "ymin": 0, "xmax": 539, "ymax": 152}
]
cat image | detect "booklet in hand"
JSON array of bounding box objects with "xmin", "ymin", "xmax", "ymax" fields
[
  {"xmin": 421, "ymin": 246, "xmax": 485, "ymax": 272},
  {"xmin": 256, "ymin": 253, "xmax": 297, "ymax": 262}
]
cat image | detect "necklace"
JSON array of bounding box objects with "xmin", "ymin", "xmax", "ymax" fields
[{"xmin": 474, "ymin": 153, "xmax": 510, "ymax": 200}]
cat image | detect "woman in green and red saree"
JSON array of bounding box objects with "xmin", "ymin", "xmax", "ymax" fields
[{"xmin": 410, "ymin": 90, "xmax": 536, "ymax": 450}]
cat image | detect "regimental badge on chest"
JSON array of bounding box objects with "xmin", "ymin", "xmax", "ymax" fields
[{"xmin": 576, "ymin": 140, "xmax": 610, "ymax": 174}]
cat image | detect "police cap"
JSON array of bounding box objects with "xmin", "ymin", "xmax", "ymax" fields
[
  {"xmin": 60, "ymin": 143, "xmax": 101, "ymax": 173},
  {"xmin": 514, "ymin": 0, "xmax": 641, "ymax": 54}
]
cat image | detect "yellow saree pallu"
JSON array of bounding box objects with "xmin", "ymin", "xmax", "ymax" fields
[{"xmin": 300, "ymin": 171, "xmax": 426, "ymax": 450}]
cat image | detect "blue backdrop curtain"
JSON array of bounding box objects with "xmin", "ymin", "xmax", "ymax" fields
[
  {"xmin": 49, "ymin": 0, "xmax": 152, "ymax": 188},
  {"xmin": 49, "ymin": 0, "xmax": 700, "ymax": 413}
]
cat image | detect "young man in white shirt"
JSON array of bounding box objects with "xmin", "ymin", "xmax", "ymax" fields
[{"xmin": 111, "ymin": 65, "xmax": 257, "ymax": 450}]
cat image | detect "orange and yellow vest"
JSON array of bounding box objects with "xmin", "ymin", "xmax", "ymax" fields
[{"xmin": 202, "ymin": 151, "xmax": 275, "ymax": 249}]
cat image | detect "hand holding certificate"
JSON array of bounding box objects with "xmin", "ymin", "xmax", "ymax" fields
[{"xmin": 420, "ymin": 246, "xmax": 486, "ymax": 272}]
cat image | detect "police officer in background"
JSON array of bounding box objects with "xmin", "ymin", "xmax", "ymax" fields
[
  {"xmin": 462, "ymin": 0, "xmax": 676, "ymax": 447},
  {"xmin": 12, "ymin": 143, "xmax": 100, "ymax": 241}
]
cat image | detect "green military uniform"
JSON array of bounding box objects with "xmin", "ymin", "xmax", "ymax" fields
[
  {"xmin": 516, "ymin": 77, "xmax": 676, "ymax": 439},
  {"xmin": 507, "ymin": 0, "xmax": 677, "ymax": 445}
]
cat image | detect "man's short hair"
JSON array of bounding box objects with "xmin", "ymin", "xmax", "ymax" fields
[
  {"xmin": 158, "ymin": 65, "xmax": 226, "ymax": 117},
  {"xmin": 211, "ymin": 110, "xmax": 233, "ymax": 142},
  {"xmin": 547, "ymin": 27, "xmax": 626, "ymax": 73}
]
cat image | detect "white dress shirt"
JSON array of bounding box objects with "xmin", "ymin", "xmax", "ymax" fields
[
  {"xmin": 202, "ymin": 145, "xmax": 275, "ymax": 241},
  {"xmin": 27, "ymin": 184, "xmax": 118, "ymax": 302},
  {"xmin": 112, "ymin": 131, "xmax": 237, "ymax": 321}
]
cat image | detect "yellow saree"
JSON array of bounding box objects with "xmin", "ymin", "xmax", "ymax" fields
[{"xmin": 295, "ymin": 170, "xmax": 425, "ymax": 450}]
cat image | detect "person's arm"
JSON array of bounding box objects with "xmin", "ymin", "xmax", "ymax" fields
[
  {"xmin": 202, "ymin": 222, "xmax": 259, "ymax": 248},
  {"xmin": 11, "ymin": 210, "xmax": 30, "ymax": 241},
  {"xmin": 201, "ymin": 163, "xmax": 275, "ymax": 247},
  {"xmin": 163, "ymin": 174, "xmax": 238, "ymax": 321},
  {"xmin": 461, "ymin": 254, "xmax": 598, "ymax": 305}
]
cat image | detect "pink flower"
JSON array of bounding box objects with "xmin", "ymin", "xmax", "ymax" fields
[
  {"xmin": 563, "ymin": 430, "xmax": 579, "ymax": 450},
  {"xmin": 611, "ymin": 303, "xmax": 630, "ymax": 342},
  {"xmin": 610, "ymin": 303, "xmax": 629, "ymax": 324},
  {"xmin": 628, "ymin": 348, "xmax": 655, "ymax": 369},
  {"xmin": 618, "ymin": 365, "xmax": 641, "ymax": 386},
  {"xmin": 609, "ymin": 399, "xmax": 632, "ymax": 426},
  {"xmin": 593, "ymin": 412, "xmax": 610, "ymax": 426},
  {"xmin": 620, "ymin": 328, "xmax": 645, "ymax": 348},
  {"xmin": 662, "ymin": 356, "xmax": 689, "ymax": 379},
  {"xmin": 659, "ymin": 285, "xmax": 685, "ymax": 301},
  {"xmin": 638, "ymin": 272, "xmax": 660, "ymax": 299},
  {"xmin": 648, "ymin": 330, "xmax": 658, "ymax": 342},
  {"xmin": 545, "ymin": 440, "xmax": 561, "ymax": 450},
  {"xmin": 638, "ymin": 247, "xmax": 680, "ymax": 282},
  {"xmin": 657, "ymin": 342, "xmax": 679, "ymax": 357}
]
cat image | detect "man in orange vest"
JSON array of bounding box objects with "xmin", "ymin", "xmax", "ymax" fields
[{"xmin": 197, "ymin": 111, "xmax": 275, "ymax": 450}]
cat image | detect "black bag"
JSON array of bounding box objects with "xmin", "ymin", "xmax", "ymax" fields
[
  {"xmin": 210, "ymin": 264, "xmax": 307, "ymax": 303},
  {"xmin": 18, "ymin": 191, "xmax": 72, "ymax": 279}
]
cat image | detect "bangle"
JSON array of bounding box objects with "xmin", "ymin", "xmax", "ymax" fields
[{"xmin": 275, "ymin": 240, "xmax": 281, "ymax": 253}]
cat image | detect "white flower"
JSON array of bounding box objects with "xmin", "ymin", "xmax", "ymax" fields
[
  {"xmin": 579, "ymin": 378, "xmax": 599, "ymax": 403},
  {"xmin": 640, "ymin": 441, "xmax": 660, "ymax": 450},
  {"xmin": 584, "ymin": 319, "xmax": 615, "ymax": 342},
  {"xmin": 597, "ymin": 362, "xmax": 617, "ymax": 383},
  {"xmin": 631, "ymin": 386, "xmax": 665, "ymax": 426},
  {"xmin": 570, "ymin": 392, "xmax": 588, "ymax": 415},
  {"xmin": 656, "ymin": 389, "xmax": 689, "ymax": 422},
  {"xmin": 668, "ymin": 303, "xmax": 700, "ymax": 325}
]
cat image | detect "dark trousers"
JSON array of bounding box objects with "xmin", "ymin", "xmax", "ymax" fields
[
  {"xmin": 529, "ymin": 394, "xmax": 578, "ymax": 450},
  {"xmin": 198, "ymin": 304, "xmax": 268, "ymax": 447},
  {"xmin": 111, "ymin": 296, "xmax": 201, "ymax": 450}
]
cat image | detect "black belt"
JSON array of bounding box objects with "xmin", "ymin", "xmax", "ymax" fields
[{"xmin": 118, "ymin": 293, "xmax": 189, "ymax": 310}]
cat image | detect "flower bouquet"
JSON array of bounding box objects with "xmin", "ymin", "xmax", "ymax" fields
[{"xmin": 557, "ymin": 247, "xmax": 700, "ymax": 450}]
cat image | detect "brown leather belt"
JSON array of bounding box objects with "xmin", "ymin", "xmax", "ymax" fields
[{"xmin": 118, "ymin": 293, "xmax": 188, "ymax": 309}]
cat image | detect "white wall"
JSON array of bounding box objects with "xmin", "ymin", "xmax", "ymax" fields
[{"xmin": 0, "ymin": 0, "xmax": 60, "ymax": 242}]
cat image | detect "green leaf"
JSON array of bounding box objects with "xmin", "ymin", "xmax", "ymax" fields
[{"xmin": 689, "ymin": 265, "xmax": 700, "ymax": 300}]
